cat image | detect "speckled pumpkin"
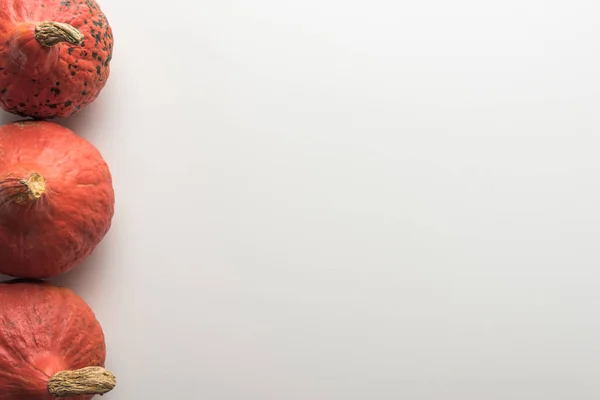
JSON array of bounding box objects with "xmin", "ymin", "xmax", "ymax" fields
[
  {"xmin": 0, "ymin": 0, "xmax": 113, "ymax": 119},
  {"xmin": 0, "ymin": 280, "xmax": 116, "ymax": 399},
  {"xmin": 0, "ymin": 120, "xmax": 114, "ymax": 278}
]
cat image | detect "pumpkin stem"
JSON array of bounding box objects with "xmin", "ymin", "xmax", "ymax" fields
[
  {"xmin": 0, "ymin": 172, "xmax": 46, "ymax": 205},
  {"xmin": 22, "ymin": 173, "xmax": 46, "ymax": 201},
  {"xmin": 47, "ymin": 367, "xmax": 116, "ymax": 397},
  {"xmin": 34, "ymin": 21, "xmax": 84, "ymax": 47}
]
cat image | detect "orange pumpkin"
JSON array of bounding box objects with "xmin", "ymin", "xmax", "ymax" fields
[
  {"xmin": 0, "ymin": 120, "xmax": 114, "ymax": 278},
  {"xmin": 0, "ymin": 0, "xmax": 113, "ymax": 118},
  {"xmin": 0, "ymin": 280, "xmax": 115, "ymax": 399}
]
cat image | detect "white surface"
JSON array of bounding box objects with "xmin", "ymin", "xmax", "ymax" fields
[{"xmin": 9, "ymin": 0, "xmax": 600, "ymax": 398}]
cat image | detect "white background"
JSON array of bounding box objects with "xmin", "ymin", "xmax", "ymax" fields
[{"xmin": 5, "ymin": 0, "xmax": 600, "ymax": 398}]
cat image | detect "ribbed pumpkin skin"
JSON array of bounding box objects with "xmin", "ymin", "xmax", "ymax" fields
[
  {"xmin": 0, "ymin": 281, "xmax": 106, "ymax": 400},
  {"xmin": 0, "ymin": 0, "xmax": 113, "ymax": 118},
  {"xmin": 0, "ymin": 120, "xmax": 114, "ymax": 278}
]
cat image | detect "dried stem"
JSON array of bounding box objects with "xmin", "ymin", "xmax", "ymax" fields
[
  {"xmin": 34, "ymin": 21, "xmax": 84, "ymax": 47},
  {"xmin": 48, "ymin": 367, "xmax": 116, "ymax": 397},
  {"xmin": 0, "ymin": 173, "xmax": 46, "ymax": 205}
]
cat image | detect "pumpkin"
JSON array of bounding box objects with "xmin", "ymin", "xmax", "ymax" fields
[
  {"xmin": 0, "ymin": 120, "xmax": 114, "ymax": 278},
  {"xmin": 0, "ymin": 279, "xmax": 115, "ymax": 399},
  {"xmin": 0, "ymin": 0, "xmax": 113, "ymax": 119}
]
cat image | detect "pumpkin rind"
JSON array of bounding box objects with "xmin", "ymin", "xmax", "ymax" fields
[
  {"xmin": 0, "ymin": 280, "xmax": 108, "ymax": 400},
  {"xmin": 0, "ymin": 0, "xmax": 113, "ymax": 118},
  {"xmin": 0, "ymin": 120, "xmax": 114, "ymax": 278}
]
